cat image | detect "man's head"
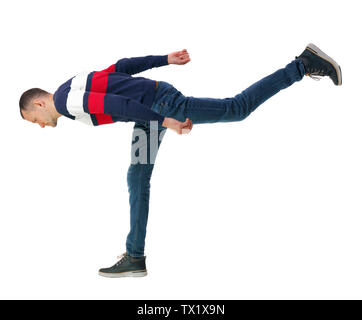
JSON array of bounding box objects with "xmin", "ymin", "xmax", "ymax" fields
[{"xmin": 19, "ymin": 88, "xmax": 61, "ymax": 128}]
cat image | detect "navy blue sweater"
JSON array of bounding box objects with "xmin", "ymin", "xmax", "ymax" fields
[{"xmin": 53, "ymin": 55, "xmax": 169, "ymax": 126}]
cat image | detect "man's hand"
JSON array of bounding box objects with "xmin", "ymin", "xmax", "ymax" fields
[
  {"xmin": 168, "ymin": 49, "xmax": 191, "ymax": 65},
  {"xmin": 162, "ymin": 117, "xmax": 193, "ymax": 135}
]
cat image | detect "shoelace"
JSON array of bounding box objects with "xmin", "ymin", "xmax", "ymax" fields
[
  {"xmin": 306, "ymin": 73, "xmax": 322, "ymax": 81},
  {"xmin": 115, "ymin": 252, "xmax": 128, "ymax": 266},
  {"xmin": 295, "ymin": 56, "xmax": 323, "ymax": 81}
]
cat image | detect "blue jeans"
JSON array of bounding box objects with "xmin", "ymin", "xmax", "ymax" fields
[{"xmin": 126, "ymin": 59, "xmax": 305, "ymax": 257}]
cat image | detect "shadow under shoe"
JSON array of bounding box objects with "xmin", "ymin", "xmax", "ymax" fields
[
  {"xmin": 98, "ymin": 252, "xmax": 147, "ymax": 278},
  {"xmin": 296, "ymin": 43, "xmax": 342, "ymax": 86}
]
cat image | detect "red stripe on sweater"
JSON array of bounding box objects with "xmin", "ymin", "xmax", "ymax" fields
[
  {"xmin": 95, "ymin": 113, "xmax": 114, "ymax": 125},
  {"xmin": 89, "ymin": 71, "xmax": 114, "ymax": 125},
  {"xmin": 101, "ymin": 64, "xmax": 116, "ymax": 73},
  {"xmin": 88, "ymin": 91, "xmax": 105, "ymax": 113}
]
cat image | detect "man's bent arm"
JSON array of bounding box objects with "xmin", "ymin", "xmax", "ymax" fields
[{"xmin": 84, "ymin": 91, "xmax": 165, "ymax": 126}]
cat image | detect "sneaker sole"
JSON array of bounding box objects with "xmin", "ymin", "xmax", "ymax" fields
[
  {"xmin": 306, "ymin": 43, "xmax": 342, "ymax": 86},
  {"xmin": 98, "ymin": 270, "xmax": 148, "ymax": 278}
]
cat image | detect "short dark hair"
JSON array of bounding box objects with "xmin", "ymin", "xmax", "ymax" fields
[{"xmin": 19, "ymin": 88, "xmax": 49, "ymax": 119}]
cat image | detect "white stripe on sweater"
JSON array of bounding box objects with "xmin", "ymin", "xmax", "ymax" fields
[{"xmin": 67, "ymin": 72, "xmax": 93, "ymax": 126}]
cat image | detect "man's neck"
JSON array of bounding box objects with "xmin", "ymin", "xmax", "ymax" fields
[{"xmin": 49, "ymin": 93, "xmax": 62, "ymax": 119}]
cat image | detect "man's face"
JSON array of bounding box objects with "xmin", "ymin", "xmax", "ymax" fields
[{"xmin": 22, "ymin": 106, "xmax": 57, "ymax": 128}]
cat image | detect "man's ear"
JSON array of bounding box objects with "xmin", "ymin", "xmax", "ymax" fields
[{"xmin": 33, "ymin": 98, "xmax": 46, "ymax": 108}]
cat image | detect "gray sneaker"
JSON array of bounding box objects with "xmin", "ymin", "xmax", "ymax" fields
[{"xmin": 98, "ymin": 252, "xmax": 147, "ymax": 278}]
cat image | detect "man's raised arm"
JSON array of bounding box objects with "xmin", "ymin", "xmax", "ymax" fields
[
  {"xmin": 114, "ymin": 55, "xmax": 168, "ymax": 75},
  {"xmin": 102, "ymin": 49, "xmax": 191, "ymax": 74}
]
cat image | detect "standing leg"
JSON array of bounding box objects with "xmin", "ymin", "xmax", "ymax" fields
[
  {"xmin": 98, "ymin": 121, "xmax": 167, "ymax": 277},
  {"xmin": 126, "ymin": 120, "xmax": 167, "ymax": 257}
]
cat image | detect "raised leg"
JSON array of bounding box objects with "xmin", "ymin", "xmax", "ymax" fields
[{"xmin": 152, "ymin": 59, "xmax": 305, "ymax": 124}]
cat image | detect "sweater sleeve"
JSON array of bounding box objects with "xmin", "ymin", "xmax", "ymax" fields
[
  {"xmin": 84, "ymin": 91, "xmax": 166, "ymax": 126},
  {"xmin": 113, "ymin": 55, "xmax": 169, "ymax": 75}
]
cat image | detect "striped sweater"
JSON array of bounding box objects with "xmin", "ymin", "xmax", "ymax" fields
[{"xmin": 53, "ymin": 55, "xmax": 169, "ymax": 126}]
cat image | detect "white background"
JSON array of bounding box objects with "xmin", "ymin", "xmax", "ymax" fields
[{"xmin": 1, "ymin": 0, "xmax": 361, "ymax": 299}]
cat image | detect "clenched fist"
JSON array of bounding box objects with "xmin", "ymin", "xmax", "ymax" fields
[
  {"xmin": 162, "ymin": 117, "xmax": 193, "ymax": 135},
  {"xmin": 168, "ymin": 49, "xmax": 191, "ymax": 65}
]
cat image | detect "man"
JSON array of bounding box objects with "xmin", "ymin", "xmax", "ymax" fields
[{"xmin": 19, "ymin": 44, "xmax": 342, "ymax": 278}]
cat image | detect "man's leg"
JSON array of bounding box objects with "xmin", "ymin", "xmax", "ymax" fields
[
  {"xmin": 153, "ymin": 59, "xmax": 305, "ymax": 124},
  {"xmin": 126, "ymin": 120, "xmax": 167, "ymax": 257},
  {"xmin": 154, "ymin": 43, "xmax": 342, "ymax": 124},
  {"xmin": 98, "ymin": 120, "xmax": 167, "ymax": 278}
]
